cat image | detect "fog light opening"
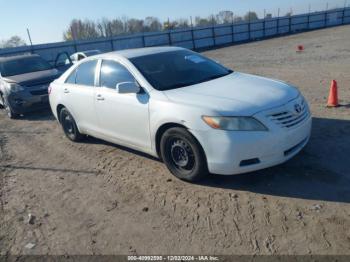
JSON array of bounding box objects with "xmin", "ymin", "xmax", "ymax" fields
[{"xmin": 240, "ymin": 158, "xmax": 261, "ymax": 167}]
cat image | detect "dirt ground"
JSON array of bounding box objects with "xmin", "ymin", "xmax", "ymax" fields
[{"xmin": 1, "ymin": 25, "xmax": 350, "ymax": 256}]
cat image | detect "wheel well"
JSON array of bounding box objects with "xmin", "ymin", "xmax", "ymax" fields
[
  {"xmin": 155, "ymin": 123, "xmax": 187, "ymax": 159},
  {"xmin": 56, "ymin": 104, "xmax": 65, "ymax": 122}
]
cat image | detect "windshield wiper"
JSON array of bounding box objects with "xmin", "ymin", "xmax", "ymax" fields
[{"xmin": 200, "ymin": 70, "xmax": 233, "ymax": 83}]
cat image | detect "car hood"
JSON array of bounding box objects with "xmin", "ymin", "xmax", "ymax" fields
[
  {"xmin": 2, "ymin": 69, "xmax": 61, "ymax": 87},
  {"xmin": 163, "ymin": 72, "xmax": 300, "ymax": 116}
]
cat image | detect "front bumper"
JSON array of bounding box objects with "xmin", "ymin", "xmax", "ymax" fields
[
  {"xmin": 7, "ymin": 91, "xmax": 49, "ymax": 114},
  {"xmin": 191, "ymin": 106, "xmax": 312, "ymax": 175}
]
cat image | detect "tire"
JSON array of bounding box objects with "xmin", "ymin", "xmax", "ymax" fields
[
  {"xmin": 1, "ymin": 95, "xmax": 18, "ymax": 119},
  {"xmin": 160, "ymin": 127, "xmax": 208, "ymax": 182},
  {"xmin": 59, "ymin": 107, "xmax": 83, "ymax": 142}
]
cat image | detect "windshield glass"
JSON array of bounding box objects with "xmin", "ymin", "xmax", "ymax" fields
[
  {"xmin": 130, "ymin": 50, "xmax": 233, "ymax": 91},
  {"xmin": 0, "ymin": 56, "xmax": 52, "ymax": 77}
]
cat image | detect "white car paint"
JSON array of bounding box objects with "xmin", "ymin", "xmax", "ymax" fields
[
  {"xmin": 49, "ymin": 47, "xmax": 312, "ymax": 175},
  {"xmin": 70, "ymin": 50, "xmax": 102, "ymax": 64}
]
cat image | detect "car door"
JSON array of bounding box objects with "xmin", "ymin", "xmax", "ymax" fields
[
  {"xmin": 63, "ymin": 59, "xmax": 99, "ymax": 133},
  {"xmin": 94, "ymin": 59, "xmax": 151, "ymax": 150}
]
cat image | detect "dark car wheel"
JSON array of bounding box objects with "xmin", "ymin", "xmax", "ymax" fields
[
  {"xmin": 160, "ymin": 127, "xmax": 208, "ymax": 182},
  {"xmin": 1, "ymin": 95, "xmax": 18, "ymax": 119},
  {"xmin": 59, "ymin": 107, "xmax": 83, "ymax": 142}
]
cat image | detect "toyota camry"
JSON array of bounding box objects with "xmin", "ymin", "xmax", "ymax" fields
[{"xmin": 48, "ymin": 47, "xmax": 312, "ymax": 181}]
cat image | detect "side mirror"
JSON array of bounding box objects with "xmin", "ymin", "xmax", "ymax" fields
[{"xmin": 116, "ymin": 82, "xmax": 141, "ymax": 94}]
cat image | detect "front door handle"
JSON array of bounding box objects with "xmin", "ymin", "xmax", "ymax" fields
[
  {"xmin": 63, "ymin": 88, "xmax": 70, "ymax": 94},
  {"xmin": 96, "ymin": 94, "xmax": 105, "ymax": 101}
]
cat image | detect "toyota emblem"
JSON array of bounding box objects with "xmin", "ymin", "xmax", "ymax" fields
[{"xmin": 294, "ymin": 104, "xmax": 302, "ymax": 114}]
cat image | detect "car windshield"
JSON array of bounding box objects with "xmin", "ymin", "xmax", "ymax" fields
[
  {"xmin": 130, "ymin": 50, "xmax": 233, "ymax": 91},
  {"xmin": 0, "ymin": 56, "xmax": 52, "ymax": 77}
]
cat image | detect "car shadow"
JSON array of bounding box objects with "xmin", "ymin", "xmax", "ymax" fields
[
  {"xmin": 197, "ymin": 117, "xmax": 350, "ymax": 203},
  {"xmin": 84, "ymin": 135, "xmax": 160, "ymax": 162},
  {"xmin": 15, "ymin": 109, "xmax": 55, "ymax": 121},
  {"xmin": 0, "ymin": 164, "xmax": 99, "ymax": 176}
]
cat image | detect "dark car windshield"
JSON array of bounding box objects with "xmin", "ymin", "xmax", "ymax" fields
[
  {"xmin": 130, "ymin": 50, "xmax": 233, "ymax": 91},
  {"xmin": 0, "ymin": 56, "xmax": 52, "ymax": 77}
]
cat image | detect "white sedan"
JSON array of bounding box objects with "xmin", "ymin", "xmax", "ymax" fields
[{"xmin": 48, "ymin": 47, "xmax": 312, "ymax": 181}]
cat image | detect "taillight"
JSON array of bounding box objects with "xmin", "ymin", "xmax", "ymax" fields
[{"xmin": 48, "ymin": 85, "xmax": 52, "ymax": 95}]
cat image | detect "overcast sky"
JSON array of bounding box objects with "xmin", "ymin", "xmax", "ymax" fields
[{"xmin": 0, "ymin": 0, "xmax": 348, "ymax": 44}]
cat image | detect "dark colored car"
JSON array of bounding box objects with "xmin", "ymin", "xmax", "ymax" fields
[{"xmin": 0, "ymin": 53, "xmax": 72, "ymax": 118}]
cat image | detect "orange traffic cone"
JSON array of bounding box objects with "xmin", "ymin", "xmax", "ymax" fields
[{"xmin": 327, "ymin": 80, "xmax": 339, "ymax": 107}]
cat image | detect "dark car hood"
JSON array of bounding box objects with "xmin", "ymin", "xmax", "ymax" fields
[{"xmin": 3, "ymin": 69, "xmax": 61, "ymax": 87}]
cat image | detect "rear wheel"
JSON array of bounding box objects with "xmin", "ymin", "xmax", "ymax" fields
[
  {"xmin": 59, "ymin": 107, "xmax": 83, "ymax": 142},
  {"xmin": 160, "ymin": 127, "xmax": 208, "ymax": 182}
]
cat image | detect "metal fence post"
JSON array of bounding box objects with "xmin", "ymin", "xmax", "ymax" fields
[
  {"xmin": 73, "ymin": 41, "xmax": 78, "ymax": 53},
  {"xmin": 248, "ymin": 12, "xmax": 251, "ymax": 40},
  {"xmin": 190, "ymin": 16, "xmax": 195, "ymax": 50},
  {"xmin": 110, "ymin": 38, "xmax": 114, "ymax": 51},
  {"xmin": 325, "ymin": 3, "xmax": 328, "ymax": 28},
  {"xmin": 142, "ymin": 34, "xmax": 146, "ymax": 47},
  {"xmin": 231, "ymin": 19, "xmax": 235, "ymax": 43},
  {"xmin": 289, "ymin": 16, "xmax": 292, "ymax": 33},
  {"xmin": 277, "ymin": 8, "xmax": 280, "ymax": 35},
  {"xmin": 211, "ymin": 15, "xmax": 216, "ymax": 47},
  {"xmin": 168, "ymin": 31, "xmax": 172, "ymax": 46}
]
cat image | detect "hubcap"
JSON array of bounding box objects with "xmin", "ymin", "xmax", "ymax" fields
[
  {"xmin": 170, "ymin": 139, "xmax": 195, "ymax": 171},
  {"xmin": 63, "ymin": 114, "xmax": 74, "ymax": 134}
]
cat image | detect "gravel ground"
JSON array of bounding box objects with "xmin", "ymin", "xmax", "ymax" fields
[{"xmin": 1, "ymin": 25, "xmax": 350, "ymax": 255}]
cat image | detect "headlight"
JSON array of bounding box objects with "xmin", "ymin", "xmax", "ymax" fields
[
  {"xmin": 202, "ymin": 116, "xmax": 268, "ymax": 131},
  {"xmin": 10, "ymin": 83, "xmax": 25, "ymax": 92}
]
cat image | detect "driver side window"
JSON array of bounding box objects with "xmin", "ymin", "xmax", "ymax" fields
[{"xmin": 99, "ymin": 60, "xmax": 136, "ymax": 89}]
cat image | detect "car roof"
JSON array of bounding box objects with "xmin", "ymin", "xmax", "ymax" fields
[
  {"xmin": 0, "ymin": 54, "xmax": 41, "ymax": 63},
  {"xmin": 96, "ymin": 46, "xmax": 185, "ymax": 59}
]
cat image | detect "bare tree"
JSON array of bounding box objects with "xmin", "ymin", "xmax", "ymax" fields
[
  {"xmin": 127, "ymin": 18, "xmax": 144, "ymax": 33},
  {"xmin": 97, "ymin": 18, "xmax": 124, "ymax": 37},
  {"xmin": 195, "ymin": 16, "xmax": 211, "ymax": 27},
  {"xmin": 163, "ymin": 18, "xmax": 190, "ymax": 30},
  {"xmin": 233, "ymin": 15, "xmax": 243, "ymax": 23},
  {"xmin": 216, "ymin": 11, "xmax": 233, "ymax": 24},
  {"xmin": 244, "ymin": 11, "xmax": 259, "ymax": 21},
  {"xmin": 63, "ymin": 19, "xmax": 100, "ymax": 40},
  {"xmin": 144, "ymin": 17, "xmax": 162, "ymax": 32},
  {"xmin": 0, "ymin": 36, "xmax": 26, "ymax": 48},
  {"xmin": 176, "ymin": 18, "xmax": 190, "ymax": 28},
  {"xmin": 61, "ymin": 9, "xmax": 267, "ymax": 42}
]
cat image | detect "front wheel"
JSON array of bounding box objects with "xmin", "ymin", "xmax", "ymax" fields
[
  {"xmin": 59, "ymin": 107, "xmax": 83, "ymax": 142},
  {"xmin": 160, "ymin": 127, "xmax": 208, "ymax": 182}
]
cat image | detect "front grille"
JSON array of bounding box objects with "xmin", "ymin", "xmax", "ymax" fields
[
  {"xmin": 268, "ymin": 100, "xmax": 310, "ymax": 129},
  {"xmin": 30, "ymin": 89, "xmax": 48, "ymax": 96}
]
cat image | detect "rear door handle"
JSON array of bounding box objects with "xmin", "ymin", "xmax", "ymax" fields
[
  {"xmin": 63, "ymin": 88, "xmax": 70, "ymax": 94},
  {"xmin": 96, "ymin": 94, "xmax": 105, "ymax": 101}
]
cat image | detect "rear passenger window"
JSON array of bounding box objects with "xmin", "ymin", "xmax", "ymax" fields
[
  {"xmin": 100, "ymin": 60, "xmax": 135, "ymax": 89},
  {"xmin": 75, "ymin": 60, "xmax": 98, "ymax": 86},
  {"xmin": 65, "ymin": 69, "xmax": 77, "ymax": 84}
]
